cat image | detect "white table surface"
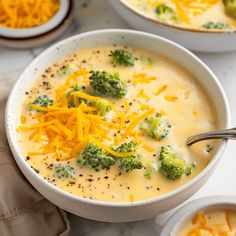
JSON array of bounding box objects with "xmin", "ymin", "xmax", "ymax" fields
[{"xmin": 1, "ymin": 1, "xmax": 236, "ymax": 235}]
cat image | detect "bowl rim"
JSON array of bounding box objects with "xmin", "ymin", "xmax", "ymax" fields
[
  {"xmin": 160, "ymin": 195, "xmax": 236, "ymax": 235},
  {"xmin": 118, "ymin": 0, "xmax": 236, "ymax": 34},
  {"xmin": 5, "ymin": 29, "xmax": 230, "ymax": 208},
  {"xmin": 0, "ymin": 0, "xmax": 69, "ymax": 39}
]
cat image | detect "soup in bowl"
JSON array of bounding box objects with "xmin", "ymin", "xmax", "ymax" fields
[
  {"xmin": 108, "ymin": 1, "xmax": 236, "ymax": 52},
  {"xmin": 124, "ymin": 0, "xmax": 236, "ymax": 31},
  {"xmin": 5, "ymin": 30, "xmax": 229, "ymax": 222}
]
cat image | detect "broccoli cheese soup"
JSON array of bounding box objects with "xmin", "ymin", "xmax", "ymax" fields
[
  {"xmin": 17, "ymin": 45, "xmax": 218, "ymax": 202},
  {"xmin": 178, "ymin": 209, "xmax": 236, "ymax": 235},
  {"xmin": 125, "ymin": 0, "xmax": 236, "ymax": 31}
]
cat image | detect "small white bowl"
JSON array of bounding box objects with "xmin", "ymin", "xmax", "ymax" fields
[
  {"xmin": 0, "ymin": 1, "xmax": 73, "ymax": 50},
  {"xmin": 161, "ymin": 196, "xmax": 236, "ymax": 236},
  {"xmin": 5, "ymin": 29, "xmax": 230, "ymax": 222},
  {"xmin": 0, "ymin": 0, "xmax": 69, "ymax": 39},
  {"xmin": 108, "ymin": 0, "xmax": 236, "ymax": 53}
]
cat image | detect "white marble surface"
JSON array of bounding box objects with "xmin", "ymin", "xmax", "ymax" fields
[{"xmin": 1, "ymin": 0, "xmax": 236, "ymax": 235}]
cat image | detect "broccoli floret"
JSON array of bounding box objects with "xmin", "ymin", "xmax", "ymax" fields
[
  {"xmin": 58, "ymin": 64, "xmax": 74, "ymax": 77},
  {"xmin": 67, "ymin": 85, "xmax": 87, "ymax": 108},
  {"xmin": 111, "ymin": 141, "xmax": 143, "ymax": 172},
  {"xmin": 158, "ymin": 146, "xmax": 185, "ymax": 180},
  {"xmin": 140, "ymin": 113, "xmax": 171, "ymax": 140},
  {"xmin": 114, "ymin": 141, "xmax": 138, "ymax": 153},
  {"xmin": 78, "ymin": 143, "xmax": 116, "ymax": 171},
  {"xmin": 120, "ymin": 157, "xmax": 144, "ymax": 173},
  {"xmin": 32, "ymin": 95, "xmax": 53, "ymax": 107},
  {"xmin": 91, "ymin": 100, "xmax": 112, "ymax": 117},
  {"xmin": 109, "ymin": 49, "xmax": 135, "ymax": 67},
  {"xmin": 223, "ymin": 0, "xmax": 236, "ymax": 19},
  {"xmin": 155, "ymin": 4, "xmax": 178, "ymax": 23},
  {"xmin": 202, "ymin": 21, "xmax": 231, "ymax": 30},
  {"xmin": 158, "ymin": 146, "xmax": 196, "ymax": 180},
  {"xmin": 144, "ymin": 162, "xmax": 158, "ymax": 180},
  {"xmin": 89, "ymin": 70, "xmax": 127, "ymax": 98},
  {"xmin": 55, "ymin": 164, "xmax": 75, "ymax": 178},
  {"xmin": 185, "ymin": 162, "xmax": 196, "ymax": 176}
]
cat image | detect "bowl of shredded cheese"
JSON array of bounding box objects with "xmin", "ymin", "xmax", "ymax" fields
[
  {"xmin": 161, "ymin": 196, "xmax": 236, "ymax": 236},
  {"xmin": 0, "ymin": 0, "xmax": 69, "ymax": 39}
]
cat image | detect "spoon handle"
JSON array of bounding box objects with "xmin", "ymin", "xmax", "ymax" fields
[{"xmin": 186, "ymin": 128, "xmax": 236, "ymax": 146}]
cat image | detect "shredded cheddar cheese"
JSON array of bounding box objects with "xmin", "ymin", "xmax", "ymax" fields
[
  {"xmin": 172, "ymin": 0, "xmax": 220, "ymax": 24},
  {"xmin": 0, "ymin": 0, "xmax": 60, "ymax": 29},
  {"xmin": 185, "ymin": 210, "xmax": 235, "ymax": 236},
  {"xmin": 133, "ymin": 73, "xmax": 156, "ymax": 85},
  {"xmin": 142, "ymin": 144, "xmax": 155, "ymax": 153},
  {"xmin": 138, "ymin": 89, "xmax": 150, "ymax": 101},
  {"xmin": 127, "ymin": 108, "xmax": 155, "ymax": 134},
  {"xmin": 18, "ymin": 70, "xmax": 146, "ymax": 160},
  {"xmin": 154, "ymin": 85, "xmax": 167, "ymax": 96},
  {"xmin": 164, "ymin": 95, "xmax": 178, "ymax": 102},
  {"xmin": 129, "ymin": 193, "xmax": 134, "ymax": 203}
]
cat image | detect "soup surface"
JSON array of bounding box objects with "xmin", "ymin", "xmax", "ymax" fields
[
  {"xmin": 17, "ymin": 45, "xmax": 217, "ymax": 202},
  {"xmin": 125, "ymin": 0, "xmax": 236, "ymax": 31},
  {"xmin": 178, "ymin": 209, "xmax": 236, "ymax": 235}
]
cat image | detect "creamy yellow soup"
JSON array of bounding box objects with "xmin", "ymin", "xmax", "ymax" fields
[
  {"xmin": 178, "ymin": 209, "xmax": 236, "ymax": 235},
  {"xmin": 17, "ymin": 45, "xmax": 218, "ymax": 202},
  {"xmin": 125, "ymin": 0, "xmax": 236, "ymax": 30}
]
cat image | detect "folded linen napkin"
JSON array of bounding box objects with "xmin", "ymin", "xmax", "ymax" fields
[{"xmin": 0, "ymin": 73, "xmax": 70, "ymax": 236}]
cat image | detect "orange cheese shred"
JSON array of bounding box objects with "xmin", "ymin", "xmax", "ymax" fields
[
  {"xmin": 0, "ymin": 0, "xmax": 60, "ymax": 29},
  {"xmin": 126, "ymin": 108, "xmax": 155, "ymax": 134}
]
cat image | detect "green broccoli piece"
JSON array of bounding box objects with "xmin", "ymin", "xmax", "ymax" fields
[
  {"xmin": 67, "ymin": 85, "xmax": 87, "ymax": 108},
  {"xmin": 111, "ymin": 141, "xmax": 144, "ymax": 172},
  {"xmin": 58, "ymin": 64, "xmax": 74, "ymax": 77},
  {"xmin": 202, "ymin": 21, "xmax": 231, "ymax": 30},
  {"xmin": 113, "ymin": 141, "xmax": 138, "ymax": 153},
  {"xmin": 140, "ymin": 113, "xmax": 171, "ymax": 140},
  {"xmin": 155, "ymin": 4, "xmax": 178, "ymax": 23},
  {"xmin": 91, "ymin": 100, "xmax": 112, "ymax": 117},
  {"xmin": 120, "ymin": 157, "xmax": 144, "ymax": 173},
  {"xmin": 78, "ymin": 143, "xmax": 116, "ymax": 171},
  {"xmin": 32, "ymin": 95, "xmax": 53, "ymax": 107},
  {"xmin": 89, "ymin": 70, "xmax": 127, "ymax": 98},
  {"xmin": 144, "ymin": 162, "xmax": 158, "ymax": 180},
  {"xmin": 158, "ymin": 146, "xmax": 185, "ymax": 180},
  {"xmin": 185, "ymin": 162, "xmax": 196, "ymax": 176},
  {"xmin": 223, "ymin": 0, "xmax": 236, "ymax": 19},
  {"xmin": 55, "ymin": 164, "xmax": 75, "ymax": 178},
  {"xmin": 158, "ymin": 146, "xmax": 196, "ymax": 180},
  {"xmin": 109, "ymin": 49, "xmax": 135, "ymax": 67}
]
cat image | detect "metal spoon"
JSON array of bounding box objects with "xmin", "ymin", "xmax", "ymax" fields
[{"xmin": 186, "ymin": 128, "xmax": 236, "ymax": 146}]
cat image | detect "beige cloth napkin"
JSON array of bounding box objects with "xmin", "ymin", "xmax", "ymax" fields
[{"xmin": 0, "ymin": 73, "xmax": 70, "ymax": 236}]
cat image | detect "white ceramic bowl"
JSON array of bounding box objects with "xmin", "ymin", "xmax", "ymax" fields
[
  {"xmin": 5, "ymin": 29, "xmax": 230, "ymax": 222},
  {"xmin": 0, "ymin": 0, "xmax": 74, "ymax": 49},
  {"xmin": 161, "ymin": 196, "xmax": 236, "ymax": 236},
  {"xmin": 108, "ymin": 0, "xmax": 236, "ymax": 53},
  {"xmin": 0, "ymin": 0, "xmax": 69, "ymax": 39}
]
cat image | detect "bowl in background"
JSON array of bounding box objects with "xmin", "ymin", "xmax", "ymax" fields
[
  {"xmin": 160, "ymin": 195, "xmax": 236, "ymax": 236},
  {"xmin": 5, "ymin": 29, "xmax": 230, "ymax": 222},
  {"xmin": 0, "ymin": 0, "xmax": 73, "ymax": 50},
  {"xmin": 108, "ymin": 0, "xmax": 236, "ymax": 53},
  {"xmin": 0, "ymin": 0, "xmax": 69, "ymax": 39}
]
